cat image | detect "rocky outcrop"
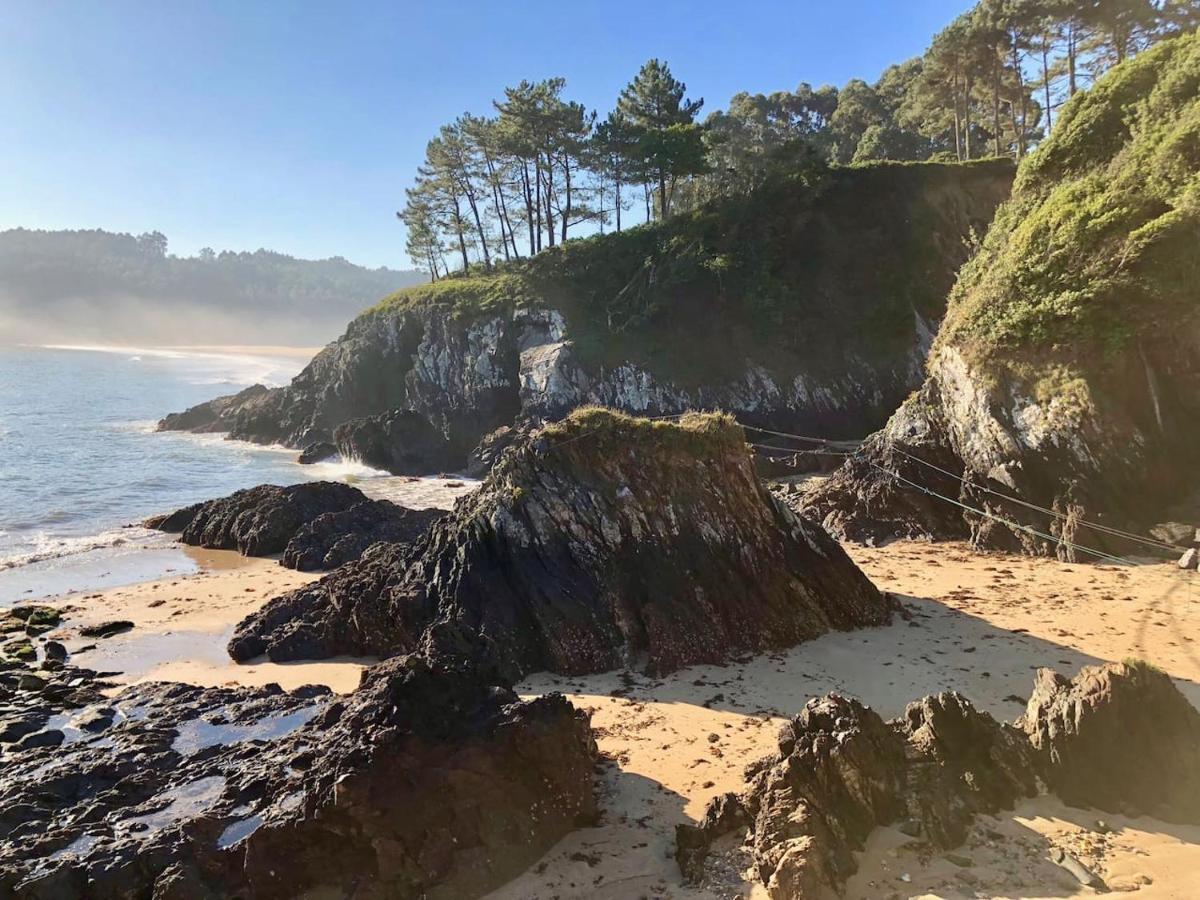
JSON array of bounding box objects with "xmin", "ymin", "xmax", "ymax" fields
[
  {"xmin": 145, "ymin": 482, "xmax": 368, "ymax": 557},
  {"xmin": 0, "ymin": 653, "xmax": 596, "ymax": 899},
  {"xmin": 159, "ymin": 162, "xmax": 1013, "ymax": 475},
  {"xmin": 803, "ymin": 35, "xmax": 1200, "ymax": 554},
  {"xmin": 679, "ymin": 660, "xmax": 1200, "ymax": 897},
  {"xmin": 155, "ymin": 383, "xmax": 272, "ymax": 433},
  {"xmin": 230, "ymin": 409, "xmax": 892, "ymax": 677},
  {"xmin": 1020, "ymin": 661, "xmax": 1200, "ymax": 822},
  {"xmin": 333, "ymin": 409, "xmax": 455, "ymax": 474},
  {"xmin": 677, "ymin": 692, "xmax": 1035, "ymax": 896},
  {"xmin": 281, "ymin": 500, "xmax": 443, "ymax": 571}
]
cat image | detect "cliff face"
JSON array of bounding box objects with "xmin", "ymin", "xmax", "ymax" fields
[
  {"xmin": 804, "ymin": 34, "xmax": 1200, "ymax": 555},
  {"xmin": 160, "ymin": 160, "xmax": 1013, "ymax": 473}
]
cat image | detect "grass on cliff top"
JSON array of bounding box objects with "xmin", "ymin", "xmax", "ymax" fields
[
  {"xmin": 368, "ymin": 158, "xmax": 1013, "ymax": 390},
  {"xmin": 538, "ymin": 406, "xmax": 747, "ymax": 459},
  {"xmin": 938, "ymin": 31, "xmax": 1200, "ymax": 370}
]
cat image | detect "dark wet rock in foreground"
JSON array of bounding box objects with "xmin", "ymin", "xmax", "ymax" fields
[
  {"xmin": 679, "ymin": 661, "xmax": 1200, "ymax": 898},
  {"xmin": 0, "ymin": 654, "xmax": 595, "ymax": 899},
  {"xmin": 333, "ymin": 408, "xmax": 455, "ymax": 476},
  {"xmin": 230, "ymin": 408, "xmax": 893, "ymax": 678},
  {"xmin": 144, "ymin": 481, "xmax": 368, "ymax": 557},
  {"xmin": 280, "ymin": 499, "xmax": 443, "ymax": 571}
]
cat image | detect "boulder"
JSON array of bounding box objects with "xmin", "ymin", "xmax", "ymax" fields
[
  {"xmin": 230, "ymin": 408, "xmax": 892, "ymax": 678},
  {"xmin": 684, "ymin": 691, "xmax": 1038, "ymax": 897},
  {"xmin": 281, "ymin": 500, "xmax": 443, "ymax": 571},
  {"xmin": 0, "ymin": 654, "xmax": 596, "ymax": 899},
  {"xmin": 334, "ymin": 409, "xmax": 455, "ymax": 475},
  {"xmin": 145, "ymin": 482, "xmax": 368, "ymax": 557},
  {"xmin": 464, "ymin": 422, "xmax": 533, "ymax": 478},
  {"xmin": 1019, "ymin": 661, "xmax": 1200, "ymax": 822},
  {"xmin": 297, "ymin": 440, "xmax": 337, "ymax": 464}
]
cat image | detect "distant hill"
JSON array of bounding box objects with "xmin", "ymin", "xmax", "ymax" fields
[{"xmin": 0, "ymin": 228, "xmax": 426, "ymax": 346}]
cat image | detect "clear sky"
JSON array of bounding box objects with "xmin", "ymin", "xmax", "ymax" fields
[{"xmin": 2, "ymin": 1, "xmax": 971, "ymax": 269}]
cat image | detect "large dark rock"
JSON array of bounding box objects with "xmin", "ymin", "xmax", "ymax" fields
[
  {"xmin": 333, "ymin": 409, "xmax": 455, "ymax": 475},
  {"xmin": 281, "ymin": 499, "xmax": 443, "ymax": 571},
  {"xmin": 230, "ymin": 408, "xmax": 892, "ymax": 678},
  {"xmin": 0, "ymin": 654, "xmax": 596, "ymax": 899},
  {"xmin": 145, "ymin": 482, "xmax": 368, "ymax": 557},
  {"xmin": 1020, "ymin": 661, "xmax": 1200, "ymax": 822},
  {"xmin": 680, "ymin": 691, "xmax": 1038, "ymax": 897},
  {"xmin": 155, "ymin": 383, "xmax": 271, "ymax": 433}
]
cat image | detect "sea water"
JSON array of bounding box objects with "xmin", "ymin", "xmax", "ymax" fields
[{"xmin": 0, "ymin": 343, "xmax": 387, "ymax": 601}]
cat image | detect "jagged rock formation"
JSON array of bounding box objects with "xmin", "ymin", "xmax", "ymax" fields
[
  {"xmin": 229, "ymin": 409, "xmax": 892, "ymax": 678},
  {"xmin": 678, "ymin": 661, "xmax": 1200, "ymax": 897},
  {"xmin": 804, "ymin": 34, "xmax": 1200, "ymax": 554},
  {"xmin": 0, "ymin": 653, "xmax": 596, "ymax": 899},
  {"xmin": 146, "ymin": 482, "xmax": 368, "ymax": 557},
  {"xmin": 332, "ymin": 409, "xmax": 455, "ymax": 475},
  {"xmin": 281, "ymin": 500, "xmax": 443, "ymax": 571},
  {"xmin": 159, "ymin": 161, "xmax": 1013, "ymax": 474},
  {"xmin": 1020, "ymin": 661, "xmax": 1200, "ymax": 822}
]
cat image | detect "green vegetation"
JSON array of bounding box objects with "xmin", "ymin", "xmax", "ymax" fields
[
  {"xmin": 539, "ymin": 406, "xmax": 747, "ymax": 462},
  {"xmin": 938, "ymin": 31, "xmax": 1200, "ymax": 368},
  {"xmin": 375, "ymin": 158, "xmax": 1013, "ymax": 389},
  {"xmin": 396, "ymin": 2, "xmax": 1196, "ymax": 282}
]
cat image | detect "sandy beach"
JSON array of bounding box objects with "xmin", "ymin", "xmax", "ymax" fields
[{"xmin": 20, "ymin": 534, "xmax": 1200, "ymax": 897}]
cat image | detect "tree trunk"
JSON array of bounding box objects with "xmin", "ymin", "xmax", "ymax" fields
[
  {"xmin": 1042, "ymin": 40, "xmax": 1053, "ymax": 133},
  {"xmin": 561, "ymin": 155, "xmax": 571, "ymax": 243},
  {"xmin": 533, "ymin": 157, "xmax": 543, "ymax": 253},
  {"xmin": 657, "ymin": 171, "xmax": 667, "ymax": 220},
  {"xmin": 464, "ymin": 186, "xmax": 491, "ymax": 269},
  {"xmin": 452, "ymin": 197, "xmax": 469, "ymax": 274},
  {"xmin": 964, "ymin": 72, "xmax": 973, "ymax": 159},
  {"xmin": 542, "ymin": 152, "xmax": 555, "ymax": 248},
  {"xmin": 616, "ymin": 177, "xmax": 622, "ymax": 232},
  {"xmin": 952, "ymin": 63, "xmax": 963, "ymax": 162},
  {"xmin": 992, "ymin": 54, "xmax": 1003, "ymax": 157},
  {"xmin": 1068, "ymin": 23, "xmax": 1078, "ymax": 96},
  {"xmin": 1011, "ymin": 39, "xmax": 1025, "ymax": 159},
  {"xmin": 520, "ymin": 161, "xmax": 536, "ymax": 257}
]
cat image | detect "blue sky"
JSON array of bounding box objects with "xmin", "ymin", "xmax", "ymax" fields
[{"xmin": 2, "ymin": 1, "xmax": 971, "ymax": 269}]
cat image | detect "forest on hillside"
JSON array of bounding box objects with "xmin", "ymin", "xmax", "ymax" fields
[
  {"xmin": 0, "ymin": 229, "xmax": 423, "ymax": 346},
  {"xmin": 399, "ymin": 0, "xmax": 1199, "ymax": 279}
]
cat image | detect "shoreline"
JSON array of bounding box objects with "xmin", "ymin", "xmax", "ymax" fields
[{"xmin": 8, "ymin": 521, "xmax": 1200, "ymax": 894}]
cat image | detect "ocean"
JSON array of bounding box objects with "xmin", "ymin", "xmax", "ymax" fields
[{"xmin": 0, "ymin": 344, "xmax": 390, "ymax": 601}]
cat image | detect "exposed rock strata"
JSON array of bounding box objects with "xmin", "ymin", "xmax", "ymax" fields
[
  {"xmin": 678, "ymin": 661, "xmax": 1200, "ymax": 898},
  {"xmin": 230, "ymin": 409, "xmax": 892, "ymax": 678},
  {"xmin": 0, "ymin": 654, "xmax": 596, "ymax": 899},
  {"xmin": 281, "ymin": 499, "xmax": 443, "ymax": 571}
]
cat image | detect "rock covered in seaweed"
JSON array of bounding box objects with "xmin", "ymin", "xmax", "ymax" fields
[
  {"xmin": 230, "ymin": 408, "xmax": 892, "ymax": 678},
  {"xmin": 0, "ymin": 654, "xmax": 596, "ymax": 900},
  {"xmin": 145, "ymin": 481, "xmax": 368, "ymax": 558},
  {"xmin": 280, "ymin": 499, "xmax": 443, "ymax": 571}
]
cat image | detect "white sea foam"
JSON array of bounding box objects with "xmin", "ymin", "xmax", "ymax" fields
[{"xmin": 0, "ymin": 526, "xmax": 169, "ymax": 571}]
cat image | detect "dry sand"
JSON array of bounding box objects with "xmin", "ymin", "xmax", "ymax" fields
[
  {"xmin": 488, "ymin": 541, "xmax": 1200, "ymax": 900},
  {"xmin": 30, "ymin": 533, "xmax": 1200, "ymax": 897}
]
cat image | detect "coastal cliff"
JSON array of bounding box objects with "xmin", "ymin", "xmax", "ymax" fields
[
  {"xmin": 803, "ymin": 33, "xmax": 1200, "ymax": 555},
  {"xmin": 160, "ymin": 160, "xmax": 1013, "ymax": 473}
]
